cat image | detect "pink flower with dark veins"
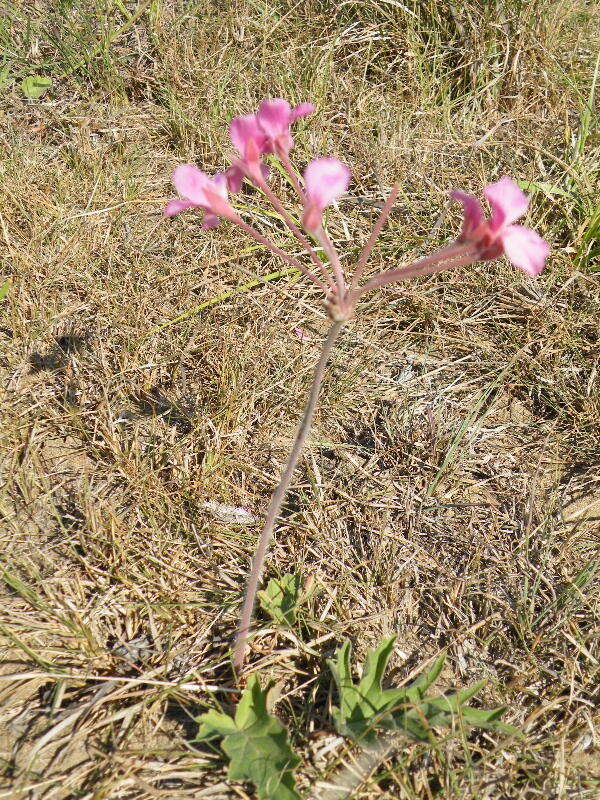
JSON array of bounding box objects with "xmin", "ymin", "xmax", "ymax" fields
[
  {"xmin": 164, "ymin": 165, "xmax": 239, "ymax": 229},
  {"xmin": 302, "ymin": 157, "xmax": 351, "ymax": 234},
  {"xmin": 452, "ymin": 177, "xmax": 551, "ymax": 277},
  {"xmin": 227, "ymin": 98, "xmax": 315, "ymax": 191}
]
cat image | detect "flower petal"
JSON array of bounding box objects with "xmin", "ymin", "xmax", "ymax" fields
[
  {"xmin": 226, "ymin": 164, "xmax": 245, "ymax": 194},
  {"xmin": 291, "ymin": 102, "xmax": 315, "ymax": 122},
  {"xmin": 303, "ymin": 157, "xmax": 351, "ymax": 211},
  {"xmin": 164, "ymin": 199, "xmax": 195, "ymax": 217},
  {"xmin": 484, "ymin": 177, "xmax": 529, "ymax": 232},
  {"xmin": 230, "ymin": 114, "xmax": 267, "ymax": 157},
  {"xmin": 212, "ymin": 172, "xmax": 229, "ymax": 199},
  {"xmin": 451, "ymin": 190, "xmax": 486, "ymax": 237},
  {"xmin": 500, "ymin": 224, "xmax": 550, "ymax": 277},
  {"xmin": 173, "ymin": 165, "xmax": 211, "ymax": 206},
  {"xmin": 256, "ymin": 98, "xmax": 292, "ymax": 139},
  {"xmin": 201, "ymin": 212, "xmax": 221, "ymax": 230}
]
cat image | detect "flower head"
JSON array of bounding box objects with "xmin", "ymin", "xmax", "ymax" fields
[
  {"xmin": 164, "ymin": 165, "xmax": 238, "ymax": 229},
  {"xmin": 452, "ymin": 177, "xmax": 550, "ymax": 277},
  {"xmin": 228, "ymin": 98, "xmax": 315, "ymax": 191},
  {"xmin": 302, "ymin": 157, "xmax": 351, "ymax": 234}
]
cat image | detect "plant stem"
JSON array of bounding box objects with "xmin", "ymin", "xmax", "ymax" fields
[
  {"xmin": 232, "ymin": 215, "xmax": 329, "ymax": 293},
  {"xmin": 278, "ymin": 149, "xmax": 307, "ymax": 203},
  {"xmin": 233, "ymin": 320, "xmax": 345, "ymax": 675},
  {"xmin": 349, "ymin": 185, "xmax": 399, "ymax": 292},
  {"xmin": 316, "ymin": 227, "xmax": 347, "ymax": 300},
  {"xmin": 348, "ymin": 242, "xmax": 478, "ymax": 305},
  {"xmin": 256, "ymin": 178, "xmax": 337, "ymax": 294}
]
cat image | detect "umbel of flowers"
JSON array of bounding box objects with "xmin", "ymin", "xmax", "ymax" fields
[{"xmin": 165, "ymin": 98, "xmax": 551, "ymax": 673}]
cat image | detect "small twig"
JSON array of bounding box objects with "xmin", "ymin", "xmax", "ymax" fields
[{"xmin": 233, "ymin": 320, "xmax": 345, "ymax": 674}]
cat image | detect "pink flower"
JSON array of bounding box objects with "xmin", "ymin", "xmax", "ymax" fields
[
  {"xmin": 452, "ymin": 177, "xmax": 550, "ymax": 277},
  {"xmin": 254, "ymin": 99, "xmax": 314, "ymax": 156},
  {"xmin": 228, "ymin": 98, "xmax": 315, "ymax": 191},
  {"xmin": 164, "ymin": 165, "xmax": 238, "ymax": 229},
  {"xmin": 302, "ymin": 157, "xmax": 351, "ymax": 234},
  {"xmin": 230, "ymin": 114, "xmax": 270, "ymax": 161},
  {"xmin": 293, "ymin": 327, "xmax": 310, "ymax": 341}
]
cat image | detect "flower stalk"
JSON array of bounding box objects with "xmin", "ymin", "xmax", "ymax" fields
[
  {"xmin": 164, "ymin": 97, "xmax": 551, "ymax": 676},
  {"xmin": 233, "ymin": 320, "xmax": 344, "ymax": 673}
]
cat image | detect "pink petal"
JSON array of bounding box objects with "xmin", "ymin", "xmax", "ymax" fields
[
  {"xmin": 291, "ymin": 102, "xmax": 315, "ymax": 122},
  {"xmin": 451, "ymin": 189, "xmax": 485, "ymax": 237},
  {"xmin": 201, "ymin": 213, "xmax": 221, "ymax": 230},
  {"xmin": 484, "ymin": 177, "xmax": 529, "ymax": 232},
  {"xmin": 173, "ymin": 165, "xmax": 211, "ymax": 206},
  {"xmin": 230, "ymin": 114, "xmax": 268, "ymax": 157},
  {"xmin": 164, "ymin": 198, "xmax": 195, "ymax": 217},
  {"xmin": 500, "ymin": 225, "xmax": 550, "ymax": 277},
  {"xmin": 302, "ymin": 203, "xmax": 323, "ymax": 234},
  {"xmin": 212, "ymin": 172, "xmax": 229, "ymax": 199},
  {"xmin": 256, "ymin": 98, "xmax": 292, "ymax": 139},
  {"xmin": 226, "ymin": 164, "xmax": 245, "ymax": 194},
  {"xmin": 303, "ymin": 157, "xmax": 351, "ymax": 212}
]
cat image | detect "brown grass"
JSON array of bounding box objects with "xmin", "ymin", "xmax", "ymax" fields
[{"xmin": 0, "ymin": 0, "xmax": 599, "ymax": 797}]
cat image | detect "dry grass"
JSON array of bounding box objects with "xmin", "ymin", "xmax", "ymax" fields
[{"xmin": 0, "ymin": 0, "xmax": 599, "ymax": 797}]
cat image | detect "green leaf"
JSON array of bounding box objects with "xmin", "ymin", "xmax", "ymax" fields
[
  {"xmin": 196, "ymin": 709, "xmax": 238, "ymax": 740},
  {"xmin": 516, "ymin": 179, "xmax": 575, "ymax": 200},
  {"xmin": 328, "ymin": 637, "xmax": 409, "ymax": 745},
  {"xmin": 258, "ymin": 573, "xmax": 302, "ymax": 627},
  {"xmin": 195, "ymin": 675, "xmax": 300, "ymax": 800},
  {"xmin": 328, "ymin": 638, "xmax": 521, "ymax": 745},
  {"xmin": 0, "ymin": 281, "xmax": 9, "ymax": 301},
  {"xmin": 458, "ymin": 706, "xmax": 522, "ymax": 737},
  {"xmin": 21, "ymin": 75, "xmax": 52, "ymax": 99},
  {"xmin": 405, "ymin": 654, "xmax": 446, "ymax": 702}
]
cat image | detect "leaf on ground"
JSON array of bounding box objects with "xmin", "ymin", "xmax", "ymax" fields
[
  {"xmin": 195, "ymin": 675, "xmax": 300, "ymax": 800},
  {"xmin": 0, "ymin": 281, "xmax": 10, "ymax": 301},
  {"xmin": 258, "ymin": 573, "xmax": 302, "ymax": 627},
  {"xmin": 21, "ymin": 75, "xmax": 52, "ymax": 99},
  {"xmin": 328, "ymin": 637, "xmax": 410, "ymax": 745},
  {"xmin": 329, "ymin": 637, "xmax": 521, "ymax": 746},
  {"xmin": 0, "ymin": 66, "xmax": 12, "ymax": 92}
]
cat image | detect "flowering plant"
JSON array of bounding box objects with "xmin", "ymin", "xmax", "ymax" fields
[{"xmin": 166, "ymin": 98, "xmax": 550, "ymax": 674}]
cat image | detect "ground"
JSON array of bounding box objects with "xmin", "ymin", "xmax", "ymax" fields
[{"xmin": 0, "ymin": 0, "xmax": 599, "ymax": 798}]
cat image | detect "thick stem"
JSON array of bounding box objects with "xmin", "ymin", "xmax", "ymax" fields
[
  {"xmin": 233, "ymin": 320, "xmax": 345, "ymax": 675},
  {"xmin": 348, "ymin": 242, "xmax": 478, "ymax": 305},
  {"xmin": 349, "ymin": 185, "xmax": 399, "ymax": 292},
  {"xmin": 232, "ymin": 215, "xmax": 329, "ymax": 294}
]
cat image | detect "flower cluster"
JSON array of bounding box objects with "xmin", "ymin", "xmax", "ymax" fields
[
  {"xmin": 165, "ymin": 97, "xmax": 551, "ymax": 319},
  {"xmin": 164, "ymin": 97, "xmax": 552, "ymax": 674}
]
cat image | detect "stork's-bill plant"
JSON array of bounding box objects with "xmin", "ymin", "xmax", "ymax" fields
[{"xmin": 165, "ymin": 98, "xmax": 551, "ymax": 675}]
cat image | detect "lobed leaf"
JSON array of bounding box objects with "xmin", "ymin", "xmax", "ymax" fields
[
  {"xmin": 258, "ymin": 573, "xmax": 302, "ymax": 627},
  {"xmin": 21, "ymin": 75, "xmax": 52, "ymax": 99},
  {"xmin": 329, "ymin": 637, "xmax": 521, "ymax": 746},
  {"xmin": 195, "ymin": 675, "xmax": 300, "ymax": 800}
]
